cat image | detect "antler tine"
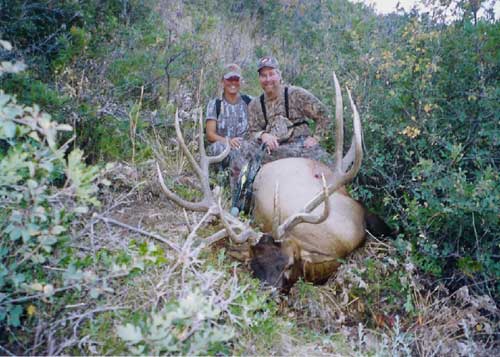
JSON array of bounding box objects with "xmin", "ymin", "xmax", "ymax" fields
[
  {"xmin": 208, "ymin": 138, "xmax": 231, "ymax": 164},
  {"xmin": 174, "ymin": 109, "xmax": 205, "ymax": 180},
  {"xmin": 333, "ymin": 72, "xmax": 344, "ymax": 171},
  {"xmin": 272, "ymin": 181, "xmax": 281, "ymax": 239},
  {"xmin": 274, "ymin": 72, "xmax": 363, "ymax": 240},
  {"xmin": 345, "ymin": 87, "xmax": 363, "ymax": 177},
  {"xmin": 156, "ymin": 162, "xmax": 210, "ymax": 211},
  {"xmin": 303, "ymin": 72, "xmax": 363, "ymax": 205},
  {"xmin": 197, "ymin": 109, "xmax": 207, "ymax": 160},
  {"xmin": 216, "ymin": 192, "xmax": 259, "ymax": 244},
  {"xmin": 156, "ymin": 109, "xmax": 215, "ymax": 212},
  {"xmin": 275, "ymin": 174, "xmax": 330, "ymax": 241},
  {"xmin": 196, "ymin": 109, "xmax": 231, "ymax": 165}
]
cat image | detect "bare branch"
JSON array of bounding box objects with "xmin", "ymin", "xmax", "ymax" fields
[{"xmin": 95, "ymin": 214, "xmax": 180, "ymax": 252}]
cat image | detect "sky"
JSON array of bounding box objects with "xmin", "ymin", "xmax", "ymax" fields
[
  {"xmin": 353, "ymin": 0, "xmax": 500, "ymax": 19},
  {"xmin": 357, "ymin": 0, "xmax": 424, "ymax": 14}
]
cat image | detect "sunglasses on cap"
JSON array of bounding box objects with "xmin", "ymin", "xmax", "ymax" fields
[{"xmin": 224, "ymin": 76, "xmax": 240, "ymax": 82}]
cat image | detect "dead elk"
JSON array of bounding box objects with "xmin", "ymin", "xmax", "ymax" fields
[{"xmin": 157, "ymin": 72, "xmax": 390, "ymax": 292}]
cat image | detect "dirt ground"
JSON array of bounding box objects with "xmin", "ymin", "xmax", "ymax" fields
[{"xmin": 91, "ymin": 161, "xmax": 499, "ymax": 356}]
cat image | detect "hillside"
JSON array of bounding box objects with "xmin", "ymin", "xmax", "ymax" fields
[{"xmin": 0, "ymin": 0, "xmax": 499, "ymax": 355}]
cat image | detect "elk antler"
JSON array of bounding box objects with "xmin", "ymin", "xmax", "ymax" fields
[
  {"xmin": 157, "ymin": 109, "xmax": 260, "ymax": 244},
  {"xmin": 272, "ymin": 174, "xmax": 330, "ymax": 241},
  {"xmin": 273, "ymin": 72, "xmax": 363, "ymax": 241}
]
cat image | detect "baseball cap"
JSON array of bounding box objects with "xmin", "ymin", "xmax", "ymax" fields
[
  {"xmin": 222, "ymin": 63, "xmax": 242, "ymax": 79},
  {"xmin": 257, "ymin": 56, "xmax": 279, "ymax": 72}
]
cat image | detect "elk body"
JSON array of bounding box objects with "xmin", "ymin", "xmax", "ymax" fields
[
  {"xmin": 250, "ymin": 158, "xmax": 366, "ymax": 289},
  {"xmin": 157, "ymin": 72, "xmax": 380, "ymax": 292}
]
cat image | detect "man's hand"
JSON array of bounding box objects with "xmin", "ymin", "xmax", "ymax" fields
[
  {"xmin": 304, "ymin": 136, "xmax": 318, "ymax": 148},
  {"xmin": 261, "ymin": 133, "xmax": 279, "ymax": 152},
  {"xmin": 229, "ymin": 137, "xmax": 243, "ymax": 149}
]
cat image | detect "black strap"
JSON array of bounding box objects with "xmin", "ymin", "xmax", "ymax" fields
[
  {"xmin": 259, "ymin": 94, "xmax": 267, "ymax": 126},
  {"xmin": 216, "ymin": 94, "xmax": 251, "ymax": 118},
  {"xmin": 284, "ymin": 86, "xmax": 289, "ymax": 119},
  {"xmin": 287, "ymin": 120, "xmax": 308, "ymax": 129},
  {"xmin": 215, "ymin": 99, "xmax": 222, "ymax": 119},
  {"xmin": 260, "ymin": 87, "xmax": 289, "ymax": 128},
  {"xmin": 241, "ymin": 94, "xmax": 251, "ymax": 105}
]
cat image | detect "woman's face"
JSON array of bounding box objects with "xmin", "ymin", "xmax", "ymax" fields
[{"xmin": 223, "ymin": 76, "xmax": 241, "ymax": 96}]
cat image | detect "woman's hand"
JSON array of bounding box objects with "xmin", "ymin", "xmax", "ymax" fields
[{"xmin": 229, "ymin": 137, "xmax": 243, "ymax": 149}]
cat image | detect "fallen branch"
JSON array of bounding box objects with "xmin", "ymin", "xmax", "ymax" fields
[
  {"xmin": 95, "ymin": 214, "xmax": 180, "ymax": 252},
  {"xmin": 1, "ymin": 272, "xmax": 129, "ymax": 306}
]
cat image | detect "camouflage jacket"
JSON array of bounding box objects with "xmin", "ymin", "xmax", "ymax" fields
[
  {"xmin": 248, "ymin": 86, "xmax": 330, "ymax": 142},
  {"xmin": 205, "ymin": 95, "xmax": 250, "ymax": 139}
]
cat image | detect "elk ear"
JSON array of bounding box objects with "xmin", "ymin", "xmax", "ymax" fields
[{"xmin": 364, "ymin": 211, "xmax": 396, "ymax": 238}]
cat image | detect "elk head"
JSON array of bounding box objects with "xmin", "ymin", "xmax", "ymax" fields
[{"xmin": 157, "ymin": 72, "xmax": 363, "ymax": 292}]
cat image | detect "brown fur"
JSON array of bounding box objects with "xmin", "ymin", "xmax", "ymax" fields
[{"xmin": 248, "ymin": 157, "xmax": 390, "ymax": 290}]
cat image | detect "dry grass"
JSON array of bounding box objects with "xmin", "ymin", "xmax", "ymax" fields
[
  {"xmin": 76, "ymin": 158, "xmax": 498, "ymax": 355},
  {"xmin": 22, "ymin": 149, "xmax": 496, "ymax": 355}
]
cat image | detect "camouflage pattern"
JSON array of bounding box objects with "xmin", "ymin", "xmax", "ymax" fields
[
  {"xmin": 205, "ymin": 95, "xmax": 249, "ymax": 140},
  {"xmin": 257, "ymin": 56, "xmax": 279, "ymax": 71},
  {"xmin": 234, "ymin": 137, "xmax": 332, "ymax": 166},
  {"xmin": 223, "ymin": 63, "xmax": 242, "ymax": 79},
  {"xmin": 248, "ymin": 85, "xmax": 330, "ymax": 142},
  {"xmin": 207, "ymin": 138, "xmax": 326, "ymax": 193},
  {"xmin": 246, "ymin": 85, "xmax": 332, "ymax": 165},
  {"xmin": 260, "ymin": 137, "xmax": 333, "ymax": 166},
  {"xmin": 205, "ymin": 95, "xmax": 251, "ymax": 189}
]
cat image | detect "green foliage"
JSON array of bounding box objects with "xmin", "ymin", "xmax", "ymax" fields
[
  {"xmin": 52, "ymin": 26, "xmax": 91, "ymax": 72},
  {"xmin": 0, "ymin": 0, "xmax": 154, "ymax": 72},
  {"xmin": 0, "ymin": 73, "xmax": 69, "ymax": 118},
  {"xmin": 0, "ymin": 54, "xmax": 105, "ymax": 331},
  {"xmin": 116, "ymin": 291, "xmax": 234, "ymax": 355},
  {"xmin": 0, "ymin": 1, "xmax": 84, "ymax": 65},
  {"xmin": 114, "ymin": 248, "xmax": 282, "ymax": 355},
  {"xmin": 360, "ymin": 9, "xmax": 499, "ymax": 296}
]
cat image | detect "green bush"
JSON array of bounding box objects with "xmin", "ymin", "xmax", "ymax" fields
[
  {"xmin": 0, "ymin": 73, "xmax": 69, "ymax": 119},
  {"xmin": 361, "ymin": 13, "xmax": 500, "ymax": 297},
  {"xmin": 116, "ymin": 291, "xmax": 235, "ymax": 355},
  {"xmin": 0, "ymin": 46, "xmax": 105, "ymax": 331}
]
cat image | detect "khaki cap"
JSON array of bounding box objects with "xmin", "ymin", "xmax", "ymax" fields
[
  {"xmin": 222, "ymin": 63, "xmax": 242, "ymax": 79},
  {"xmin": 257, "ymin": 56, "xmax": 279, "ymax": 72}
]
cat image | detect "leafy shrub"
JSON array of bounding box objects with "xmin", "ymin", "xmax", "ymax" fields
[
  {"xmin": 117, "ymin": 290, "xmax": 234, "ymax": 355},
  {"xmin": 0, "ymin": 43, "xmax": 106, "ymax": 332},
  {"xmin": 52, "ymin": 26, "xmax": 91, "ymax": 72},
  {"xmin": 0, "ymin": 73, "xmax": 69, "ymax": 119},
  {"xmin": 360, "ymin": 13, "xmax": 500, "ymax": 297}
]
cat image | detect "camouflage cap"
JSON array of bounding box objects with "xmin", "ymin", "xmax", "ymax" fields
[
  {"xmin": 257, "ymin": 56, "xmax": 279, "ymax": 72},
  {"xmin": 222, "ymin": 63, "xmax": 242, "ymax": 79}
]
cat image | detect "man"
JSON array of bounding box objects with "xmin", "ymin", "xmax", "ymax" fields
[
  {"xmin": 248, "ymin": 56, "xmax": 332, "ymax": 164},
  {"xmin": 205, "ymin": 63, "xmax": 252, "ymax": 188}
]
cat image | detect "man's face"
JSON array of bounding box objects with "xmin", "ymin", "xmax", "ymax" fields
[
  {"xmin": 258, "ymin": 67, "xmax": 281, "ymax": 96},
  {"xmin": 223, "ymin": 76, "xmax": 241, "ymax": 95}
]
